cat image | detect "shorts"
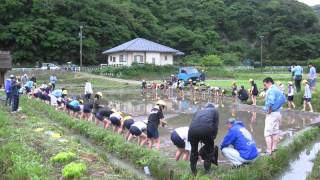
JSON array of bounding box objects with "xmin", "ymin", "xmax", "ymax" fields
[
  {"xmin": 25, "ymin": 86, "xmax": 31, "ymax": 93},
  {"xmin": 309, "ymin": 79, "xmax": 316, "ymax": 88},
  {"xmin": 123, "ymin": 119, "xmax": 134, "ymax": 130},
  {"xmin": 95, "ymin": 112, "xmax": 104, "ymax": 121},
  {"xmin": 264, "ymin": 112, "xmax": 281, "ymax": 137},
  {"xmin": 288, "ymin": 96, "xmax": 294, "ymax": 101},
  {"xmin": 110, "ymin": 117, "xmax": 121, "ymax": 126},
  {"xmin": 72, "ymin": 106, "xmax": 81, "ymax": 112},
  {"xmin": 147, "ymin": 126, "xmax": 159, "ymax": 139},
  {"xmin": 171, "ymin": 131, "xmax": 185, "ymax": 149},
  {"xmin": 66, "ymin": 103, "xmax": 72, "ymax": 110},
  {"xmin": 83, "ymin": 107, "xmax": 92, "ymax": 113},
  {"xmin": 130, "ymin": 126, "xmax": 142, "ymax": 136},
  {"xmin": 304, "ymin": 98, "xmax": 311, "ymax": 102}
]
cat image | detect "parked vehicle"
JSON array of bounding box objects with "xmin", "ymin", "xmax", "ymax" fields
[
  {"xmin": 40, "ymin": 63, "xmax": 60, "ymax": 70},
  {"xmin": 177, "ymin": 67, "xmax": 201, "ymax": 84}
]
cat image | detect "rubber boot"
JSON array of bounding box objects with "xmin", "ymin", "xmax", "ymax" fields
[
  {"xmin": 204, "ymin": 159, "xmax": 211, "ymax": 174},
  {"xmin": 190, "ymin": 153, "xmax": 198, "ymax": 176}
]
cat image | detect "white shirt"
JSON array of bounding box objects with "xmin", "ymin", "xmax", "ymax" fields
[
  {"xmin": 110, "ymin": 112, "xmax": 122, "ymax": 120},
  {"xmin": 132, "ymin": 121, "xmax": 147, "ymax": 131},
  {"xmin": 84, "ymin": 82, "xmax": 93, "ymax": 94},
  {"xmin": 175, "ymin": 127, "xmax": 191, "ymax": 151}
]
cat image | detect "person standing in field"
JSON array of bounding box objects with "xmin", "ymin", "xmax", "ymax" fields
[
  {"xmin": 308, "ymin": 63, "xmax": 317, "ymax": 91},
  {"xmin": 84, "ymin": 80, "xmax": 93, "ymax": 100},
  {"xmin": 249, "ymin": 79, "xmax": 259, "ymax": 105},
  {"xmin": 302, "ymin": 80, "xmax": 313, "ymax": 112},
  {"xmin": 49, "ymin": 74, "xmax": 57, "ymax": 91},
  {"xmin": 292, "ymin": 64, "xmax": 303, "ymax": 92},
  {"xmin": 188, "ymin": 103, "xmax": 219, "ymax": 175},
  {"xmin": 287, "ymin": 81, "xmax": 296, "ymax": 109},
  {"xmin": 200, "ymin": 70, "xmax": 206, "ymax": 82},
  {"xmin": 11, "ymin": 77, "xmax": 21, "ymax": 113},
  {"xmin": 5, "ymin": 75, "xmax": 14, "ymax": 106},
  {"xmin": 262, "ymin": 77, "xmax": 286, "ymax": 155}
]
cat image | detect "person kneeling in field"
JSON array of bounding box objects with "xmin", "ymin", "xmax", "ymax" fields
[
  {"xmin": 66, "ymin": 99, "xmax": 82, "ymax": 117},
  {"xmin": 127, "ymin": 120, "xmax": 148, "ymax": 146},
  {"xmin": 95, "ymin": 107, "xmax": 113, "ymax": 128},
  {"xmin": 171, "ymin": 126, "xmax": 191, "ymax": 161},
  {"xmin": 220, "ymin": 118, "xmax": 259, "ymax": 167}
]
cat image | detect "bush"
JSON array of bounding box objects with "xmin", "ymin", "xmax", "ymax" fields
[
  {"xmin": 62, "ymin": 162, "xmax": 86, "ymax": 178},
  {"xmin": 201, "ymin": 55, "xmax": 223, "ymax": 66},
  {"xmin": 221, "ymin": 53, "xmax": 241, "ymax": 66},
  {"xmin": 51, "ymin": 152, "xmax": 76, "ymax": 164},
  {"xmin": 309, "ymin": 58, "xmax": 320, "ymax": 71}
]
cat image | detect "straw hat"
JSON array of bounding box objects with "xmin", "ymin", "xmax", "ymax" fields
[
  {"xmin": 79, "ymin": 99, "xmax": 84, "ymax": 104},
  {"xmin": 302, "ymin": 80, "xmax": 308, "ymax": 84},
  {"xmin": 156, "ymin": 100, "xmax": 166, "ymax": 107},
  {"xmin": 249, "ymin": 79, "xmax": 254, "ymax": 82},
  {"xmin": 288, "ymin": 81, "xmax": 293, "ymax": 85},
  {"xmin": 96, "ymin": 92, "xmax": 103, "ymax": 97}
]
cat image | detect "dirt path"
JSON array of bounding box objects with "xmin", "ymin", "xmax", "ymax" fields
[{"xmin": 79, "ymin": 72, "xmax": 141, "ymax": 85}]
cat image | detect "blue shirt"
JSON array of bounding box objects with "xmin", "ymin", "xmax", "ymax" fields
[
  {"xmin": 263, "ymin": 85, "xmax": 286, "ymax": 112},
  {"xmin": 293, "ymin": 66, "xmax": 303, "ymax": 76},
  {"xmin": 69, "ymin": 100, "xmax": 80, "ymax": 107},
  {"xmin": 51, "ymin": 89, "xmax": 62, "ymax": 98},
  {"xmin": 309, "ymin": 67, "xmax": 317, "ymax": 80},
  {"xmin": 25, "ymin": 80, "xmax": 34, "ymax": 88},
  {"xmin": 5, "ymin": 79, "xmax": 11, "ymax": 93},
  {"xmin": 50, "ymin": 76, "xmax": 57, "ymax": 84},
  {"xmin": 220, "ymin": 121, "xmax": 259, "ymax": 160}
]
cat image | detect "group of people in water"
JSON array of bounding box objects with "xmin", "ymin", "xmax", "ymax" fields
[{"xmin": 3, "ymin": 66, "xmax": 317, "ymax": 175}]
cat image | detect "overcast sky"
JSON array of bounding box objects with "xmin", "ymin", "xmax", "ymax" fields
[{"xmin": 298, "ymin": 0, "xmax": 320, "ymax": 6}]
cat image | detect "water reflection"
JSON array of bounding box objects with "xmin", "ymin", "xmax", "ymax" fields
[{"xmin": 104, "ymin": 93, "xmax": 318, "ymax": 160}]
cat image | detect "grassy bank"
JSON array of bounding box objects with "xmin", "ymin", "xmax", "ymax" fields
[
  {"xmin": 0, "ymin": 108, "xmax": 52, "ymax": 179},
  {"xmin": 308, "ymin": 151, "xmax": 320, "ymax": 180}
]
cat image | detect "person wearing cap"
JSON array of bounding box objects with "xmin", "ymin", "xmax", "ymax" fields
[
  {"xmin": 263, "ymin": 77, "xmax": 286, "ymax": 155},
  {"xmin": 238, "ymin": 86, "xmax": 249, "ymax": 102},
  {"xmin": 302, "ymin": 80, "xmax": 313, "ymax": 112},
  {"xmin": 249, "ymin": 79, "xmax": 259, "ymax": 106},
  {"xmin": 122, "ymin": 115, "xmax": 135, "ymax": 139},
  {"xmin": 188, "ymin": 103, "xmax": 219, "ymax": 175},
  {"xmin": 147, "ymin": 100, "xmax": 167, "ymax": 149},
  {"xmin": 95, "ymin": 107, "xmax": 113, "ymax": 128},
  {"xmin": 171, "ymin": 126, "xmax": 191, "ymax": 161},
  {"xmin": 84, "ymin": 80, "xmax": 93, "ymax": 100},
  {"xmin": 80, "ymin": 100, "xmax": 93, "ymax": 121},
  {"xmin": 109, "ymin": 110, "xmax": 124, "ymax": 133},
  {"xmin": 66, "ymin": 99, "xmax": 82, "ymax": 117},
  {"xmin": 11, "ymin": 77, "xmax": 21, "ymax": 113},
  {"xmin": 287, "ymin": 81, "xmax": 296, "ymax": 109},
  {"xmin": 308, "ymin": 63, "xmax": 317, "ymax": 91},
  {"xmin": 49, "ymin": 74, "xmax": 57, "ymax": 90},
  {"xmin": 128, "ymin": 120, "xmax": 148, "ymax": 146},
  {"xmin": 61, "ymin": 88, "xmax": 68, "ymax": 98},
  {"xmin": 220, "ymin": 118, "xmax": 259, "ymax": 167},
  {"xmin": 5, "ymin": 75, "xmax": 14, "ymax": 106}
]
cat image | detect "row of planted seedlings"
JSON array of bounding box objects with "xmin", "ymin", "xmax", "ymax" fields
[
  {"xmin": 0, "ymin": 102, "xmax": 136, "ymax": 179},
  {"xmin": 20, "ymin": 96, "xmax": 320, "ymax": 179}
]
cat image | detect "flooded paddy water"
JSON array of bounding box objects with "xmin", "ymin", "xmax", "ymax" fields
[{"xmin": 100, "ymin": 91, "xmax": 320, "ymax": 164}]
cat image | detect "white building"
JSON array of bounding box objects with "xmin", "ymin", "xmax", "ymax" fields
[{"xmin": 102, "ymin": 38, "xmax": 183, "ymax": 66}]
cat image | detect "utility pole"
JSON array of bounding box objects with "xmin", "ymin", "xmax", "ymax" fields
[
  {"xmin": 260, "ymin": 35, "xmax": 264, "ymax": 72},
  {"xmin": 79, "ymin": 25, "xmax": 83, "ymax": 69}
]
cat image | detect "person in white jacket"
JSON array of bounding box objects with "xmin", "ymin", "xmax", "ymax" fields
[{"xmin": 84, "ymin": 80, "xmax": 93, "ymax": 100}]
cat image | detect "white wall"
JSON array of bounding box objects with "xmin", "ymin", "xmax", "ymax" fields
[{"xmin": 107, "ymin": 52, "xmax": 174, "ymax": 66}]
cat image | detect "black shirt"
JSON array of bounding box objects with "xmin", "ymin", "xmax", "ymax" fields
[
  {"xmin": 147, "ymin": 108, "xmax": 164, "ymax": 129},
  {"xmin": 189, "ymin": 107, "xmax": 219, "ymax": 137},
  {"xmin": 98, "ymin": 107, "xmax": 113, "ymax": 118}
]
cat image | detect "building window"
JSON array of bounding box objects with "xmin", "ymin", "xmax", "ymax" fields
[
  {"xmin": 113, "ymin": 57, "xmax": 116, "ymax": 62},
  {"xmin": 134, "ymin": 55, "xmax": 143, "ymax": 63},
  {"xmin": 165, "ymin": 56, "xmax": 167, "ymax": 61},
  {"xmin": 152, "ymin": 57, "xmax": 156, "ymax": 64},
  {"xmin": 119, "ymin": 55, "xmax": 125, "ymax": 62},
  {"xmin": 109, "ymin": 56, "xmax": 112, "ymax": 62}
]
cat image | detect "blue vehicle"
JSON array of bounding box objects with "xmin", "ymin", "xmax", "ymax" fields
[{"xmin": 177, "ymin": 67, "xmax": 201, "ymax": 84}]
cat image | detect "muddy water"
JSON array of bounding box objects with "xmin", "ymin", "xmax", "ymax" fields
[
  {"xmin": 278, "ymin": 142, "xmax": 320, "ymax": 180},
  {"xmin": 103, "ymin": 92, "xmax": 319, "ymax": 163}
]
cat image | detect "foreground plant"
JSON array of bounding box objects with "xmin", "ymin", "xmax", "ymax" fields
[
  {"xmin": 51, "ymin": 152, "xmax": 76, "ymax": 164},
  {"xmin": 62, "ymin": 162, "xmax": 87, "ymax": 178}
]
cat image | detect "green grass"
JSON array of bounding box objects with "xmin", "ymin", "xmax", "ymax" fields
[
  {"xmin": 308, "ymin": 151, "xmax": 320, "ymax": 180},
  {"xmin": 62, "ymin": 162, "xmax": 87, "ymax": 178},
  {"xmin": 51, "ymin": 152, "xmax": 76, "ymax": 164}
]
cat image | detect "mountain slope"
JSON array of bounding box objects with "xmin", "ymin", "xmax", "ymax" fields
[{"xmin": 0, "ymin": 0, "xmax": 319, "ymax": 65}]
